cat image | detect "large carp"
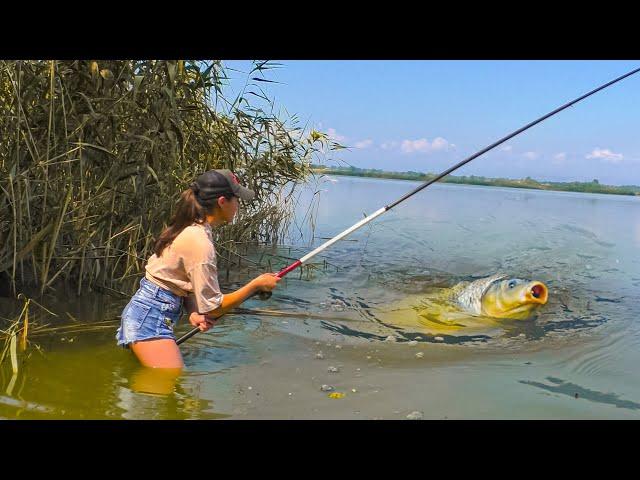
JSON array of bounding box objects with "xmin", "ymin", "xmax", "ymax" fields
[
  {"xmin": 383, "ymin": 274, "xmax": 548, "ymax": 334},
  {"xmin": 454, "ymin": 274, "xmax": 548, "ymax": 319}
]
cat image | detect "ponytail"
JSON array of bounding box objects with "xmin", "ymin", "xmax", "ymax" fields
[{"xmin": 154, "ymin": 188, "xmax": 209, "ymax": 257}]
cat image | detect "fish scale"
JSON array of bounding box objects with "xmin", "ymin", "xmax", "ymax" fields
[{"xmin": 454, "ymin": 274, "xmax": 508, "ymax": 315}]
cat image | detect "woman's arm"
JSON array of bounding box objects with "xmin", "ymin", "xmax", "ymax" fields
[
  {"xmin": 205, "ymin": 273, "xmax": 280, "ymax": 319},
  {"xmin": 185, "ymin": 295, "xmax": 214, "ymax": 332},
  {"xmin": 187, "ymin": 273, "xmax": 281, "ymax": 332}
]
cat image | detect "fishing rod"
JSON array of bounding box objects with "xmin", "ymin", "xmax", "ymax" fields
[{"xmin": 177, "ymin": 65, "xmax": 640, "ymax": 345}]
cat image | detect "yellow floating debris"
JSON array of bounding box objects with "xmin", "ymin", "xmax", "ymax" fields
[{"xmin": 328, "ymin": 392, "xmax": 345, "ymax": 399}]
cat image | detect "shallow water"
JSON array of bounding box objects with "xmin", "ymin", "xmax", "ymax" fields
[{"xmin": 1, "ymin": 176, "xmax": 639, "ymax": 419}]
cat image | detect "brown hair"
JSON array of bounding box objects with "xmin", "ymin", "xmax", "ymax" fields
[{"xmin": 154, "ymin": 188, "xmax": 212, "ymax": 257}]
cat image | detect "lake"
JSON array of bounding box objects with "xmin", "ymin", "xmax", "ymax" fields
[{"xmin": 2, "ymin": 175, "xmax": 639, "ymax": 419}]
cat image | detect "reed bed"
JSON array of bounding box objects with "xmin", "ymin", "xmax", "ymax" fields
[{"xmin": 0, "ymin": 60, "xmax": 334, "ymax": 297}]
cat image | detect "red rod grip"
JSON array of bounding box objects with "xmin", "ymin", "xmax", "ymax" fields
[
  {"xmin": 276, "ymin": 260, "xmax": 302, "ymax": 278},
  {"xmin": 257, "ymin": 260, "xmax": 302, "ymax": 300}
]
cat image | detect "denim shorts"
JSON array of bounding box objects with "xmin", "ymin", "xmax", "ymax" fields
[{"xmin": 116, "ymin": 277, "xmax": 184, "ymax": 347}]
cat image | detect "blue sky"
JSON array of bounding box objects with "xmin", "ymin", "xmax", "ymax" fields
[{"xmin": 222, "ymin": 61, "xmax": 640, "ymax": 186}]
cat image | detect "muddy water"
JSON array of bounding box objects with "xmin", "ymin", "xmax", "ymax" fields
[{"xmin": 2, "ymin": 176, "xmax": 639, "ymax": 419}]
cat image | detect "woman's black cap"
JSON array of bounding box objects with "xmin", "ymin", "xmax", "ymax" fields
[{"xmin": 190, "ymin": 169, "xmax": 255, "ymax": 206}]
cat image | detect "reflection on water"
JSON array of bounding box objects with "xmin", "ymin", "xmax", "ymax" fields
[
  {"xmin": 0, "ymin": 334, "xmax": 230, "ymax": 419},
  {"xmin": 519, "ymin": 377, "xmax": 640, "ymax": 411},
  {"xmin": 129, "ymin": 367, "xmax": 182, "ymax": 396},
  {"xmin": 115, "ymin": 367, "xmax": 229, "ymax": 420}
]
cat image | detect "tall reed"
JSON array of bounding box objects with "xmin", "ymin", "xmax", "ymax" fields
[{"xmin": 0, "ymin": 60, "xmax": 332, "ymax": 296}]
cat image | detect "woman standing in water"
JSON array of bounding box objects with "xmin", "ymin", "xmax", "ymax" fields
[{"xmin": 116, "ymin": 170, "xmax": 280, "ymax": 369}]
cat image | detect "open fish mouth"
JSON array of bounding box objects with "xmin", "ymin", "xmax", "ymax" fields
[{"xmin": 526, "ymin": 282, "xmax": 548, "ymax": 304}]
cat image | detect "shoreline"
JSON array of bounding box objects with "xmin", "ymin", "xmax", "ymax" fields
[{"xmin": 311, "ymin": 167, "xmax": 640, "ymax": 197}]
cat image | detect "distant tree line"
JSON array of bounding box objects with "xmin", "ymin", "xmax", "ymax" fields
[{"xmin": 311, "ymin": 165, "xmax": 640, "ymax": 196}]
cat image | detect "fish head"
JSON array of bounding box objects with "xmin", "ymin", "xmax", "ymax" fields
[{"xmin": 480, "ymin": 278, "xmax": 548, "ymax": 319}]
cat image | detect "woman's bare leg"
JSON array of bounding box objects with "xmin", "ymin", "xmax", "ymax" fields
[{"xmin": 131, "ymin": 338, "xmax": 184, "ymax": 369}]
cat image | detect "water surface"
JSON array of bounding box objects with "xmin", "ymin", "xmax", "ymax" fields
[{"xmin": 2, "ymin": 176, "xmax": 639, "ymax": 419}]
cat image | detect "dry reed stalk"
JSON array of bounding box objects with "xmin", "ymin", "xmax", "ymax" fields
[{"xmin": 1, "ymin": 60, "xmax": 341, "ymax": 297}]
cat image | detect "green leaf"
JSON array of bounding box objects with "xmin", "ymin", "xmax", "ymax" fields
[
  {"xmin": 146, "ymin": 165, "xmax": 159, "ymax": 184},
  {"xmin": 251, "ymin": 77, "xmax": 280, "ymax": 84}
]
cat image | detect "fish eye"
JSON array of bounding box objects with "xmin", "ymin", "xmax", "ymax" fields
[{"xmin": 508, "ymin": 280, "xmax": 517, "ymax": 288}]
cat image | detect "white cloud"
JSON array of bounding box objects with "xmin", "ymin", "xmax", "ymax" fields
[
  {"xmin": 586, "ymin": 148, "xmax": 624, "ymax": 163},
  {"xmin": 400, "ymin": 136, "xmax": 453, "ymax": 154},
  {"xmin": 501, "ymin": 145, "xmax": 513, "ymax": 152},
  {"xmin": 552, "ymin": 152, "xmax": 567, "ymax": 165},
  {"xmin": 354, "ymin": 139, "xmax": 373, "ymax": 149},
  {"xmin": 381, "ymin": 141, "xmax": 399, "ymax": 150},
  {"xmin": 326, "ymin": 128, "xmax": 347, "ymax": 142},
  {"xmin": 431, "ymin": 137, "xmax": 449, "ymax": 150},
  {"xmin": 401, "ymin": 139, "xmax": 429, "ymax": 153},
  {"xmin": 522, "ymin": 151, "xmax": 539, "ymax": 160}
]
